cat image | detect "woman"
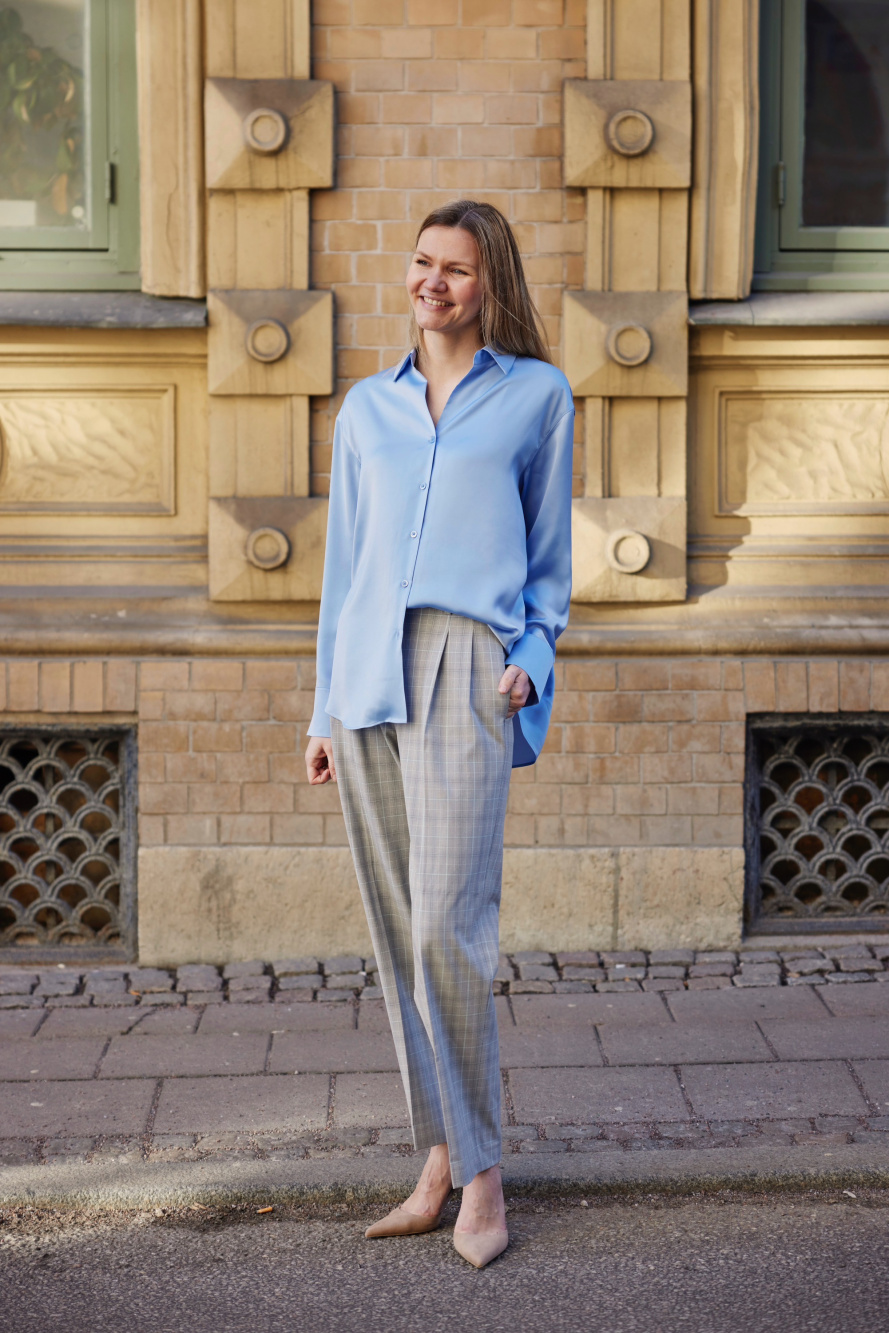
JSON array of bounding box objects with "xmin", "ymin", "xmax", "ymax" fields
[{"xmin": 305, "ymin": 199, "xmax": 573, "ymax": 1269}]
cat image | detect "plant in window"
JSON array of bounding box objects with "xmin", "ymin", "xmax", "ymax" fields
[{"xmin": 0, "ymin": 6, "xmax": 84, "ymax": 226}]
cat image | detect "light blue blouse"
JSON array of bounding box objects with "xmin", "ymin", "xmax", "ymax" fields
[{"xmin": 308, "ymin": 345, "xmax": 574, "ymax": 767}]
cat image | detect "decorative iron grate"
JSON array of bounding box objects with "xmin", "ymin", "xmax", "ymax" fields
[
  {"xmin": 0, "ymin": 729, "xmax": 136, "ymax": 957},
  {"xmin": 746, "ymin": 716, "xmax": 889, "ymax": 933}
]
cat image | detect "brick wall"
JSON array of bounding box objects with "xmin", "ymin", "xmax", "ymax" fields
[
  {"xmin": 506, "ymin": 658, "xmax": 889, "ymax": 849},
  {"xmin": 0, "ymin": 655, "xmax": 886, "ymax": 858},
  {"xmin": 0, "ymin": 658, "xmax": 340, "ymax": 852},
  {"xmin": 307, "ymin": 0, "xmax": 587, "ymax": 495}
]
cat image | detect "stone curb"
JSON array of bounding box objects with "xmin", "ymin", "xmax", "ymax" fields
[{"xmin": 3, "ymin": 1143, "xmax": 888, "ymax": 1214}]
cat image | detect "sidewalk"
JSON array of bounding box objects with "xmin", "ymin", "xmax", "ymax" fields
[{"xmin": 2, "ymin": 945, "xmax": 889, "ymax": 1209}]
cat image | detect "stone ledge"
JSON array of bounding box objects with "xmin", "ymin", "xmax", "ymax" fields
[
  {"xmin": 0, "ymin": 292, "xmax": 207, "ymax": 329},
  {"xmin": 4, "ymin": 595, "xmax": 889, "ymax": 657},
  {"xmin": 690, "ymin": 291, "xmax": 889, "ymax": 327}
]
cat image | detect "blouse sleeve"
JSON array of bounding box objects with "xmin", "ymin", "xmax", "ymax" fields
[
  {"xmin": 504, "ymin": 407, "xmax": 574, "ymax": 706},
  {"xmin": 308, "ymin": 411, "xmax": 360, "ymax": 737}
]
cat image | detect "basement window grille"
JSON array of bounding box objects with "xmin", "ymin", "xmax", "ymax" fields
[
  {"xmin": 0, "ymin": 729, "xmax": 136, "ymax": 959},
  {"xmin": 746, "ymin": 715, "xmax": 889, "ymax": 933}
]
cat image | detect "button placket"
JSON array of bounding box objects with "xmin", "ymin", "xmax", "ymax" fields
[
  {"xmin": 401, "ymin": 426, "xmax": 436, "ymax": 590},
  {"xmin": 397, "ymin": 431, "xmax": 437, "ymax": 594}
]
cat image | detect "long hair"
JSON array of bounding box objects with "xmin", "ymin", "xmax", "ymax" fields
[{"xmin": 408, "ymin": 199, "xmax": 551, "ymax": 364}]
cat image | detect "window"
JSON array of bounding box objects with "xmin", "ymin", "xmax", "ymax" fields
[
  {"xmin": 755, "ymin": 0, "xmax": 889, "ymax": 290},
  {"xmin": 0, "ymin": 0, "xmax": 139, "ymax": 290}
]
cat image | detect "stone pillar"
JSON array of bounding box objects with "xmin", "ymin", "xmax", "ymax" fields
[{"xmin": 203, "ymin": 0, "xmax": 335, "ymax": 601}]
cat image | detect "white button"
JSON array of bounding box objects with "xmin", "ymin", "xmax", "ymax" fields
[
  {"xmin": 400, "ymin": 580, "xmax": 408, "ymax": 587},
  {"xmin": 428, "ymin": 435, "xmax": 435, "ymax": 443},
  {"xmin": 410, "ymin": 531, "xmax": 418, "ymax": 538},
  {"xmin": 419, "ymin": 483, "xmax": 427, "ymax": 490}
]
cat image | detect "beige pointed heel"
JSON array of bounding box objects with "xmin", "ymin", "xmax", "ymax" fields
[
  {"xmin": 453, "ymin": 1228, "xmax": 509, "ymax": 1269},
  {"xmin": 364, "ymin": 1205, "xmax": 445, "ymax": 1239}
]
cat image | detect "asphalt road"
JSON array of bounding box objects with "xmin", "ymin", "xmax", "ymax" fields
[{"xmin": 2, "ymin": 1195, "xmax": 888, "ymax": 1333}]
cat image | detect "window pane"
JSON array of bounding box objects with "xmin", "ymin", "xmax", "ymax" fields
[
  {"xmin": 803, "ymin": 0, "xmax": 889, "ymax": 227},
  {"xmin": 0, "ymin": 2, "xmax": 87, "ymax": 230}
]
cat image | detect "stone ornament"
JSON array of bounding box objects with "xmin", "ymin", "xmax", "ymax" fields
[
  {"xmin": 242, "ymin": 107, "xmax": 288, "ymax": 155},
  {"xmin": 606, "ymin": 109, "xmax": 655, "ymax": 157},
  {"xmin": 605, "ymin": 527, "xmax": 651, "ymax": 574},
  {"xmin": 209, "ymin": 497, "xmax": 327, "ymax": 601},
  {"xmin": 245, "ymin": 317, "xmax": 291, "ymax": 364},
  {"xmin": 0, "ymin": 388, "xmax": 175, "ymax": 515},
  {"xmin": 563, "ymin": 78, "xmax": 691, "ymax": 189},
  {"xmin": 208, "ymin": 289, "xmax": 334, "ymax": 396},
  {"xmin": 571, "ymin": 497, "xmax": 686, "ymax": 603},
  {"xmin": 245, "ymin": 525, "xmax": 291, "ymax": 570},
  {"xmin": 562, "ymin": 291, "xmax": 687, "ymax": 397},
  {"xmin": 205, "ymin": 78, "xmax": 334, "ymax": 190},
  {"xmin": 605, "ymin": 323, "xmax": 652, "ymax": 368}
]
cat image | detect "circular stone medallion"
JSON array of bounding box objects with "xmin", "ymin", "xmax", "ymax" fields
[
  {"xmin": 243, "ymin": 107, "xmax": 288, "ymax": 155},
  {"xmin": 605, "ymin": 322, "xmax": 652, "ymax": 367},
  {"xmin": 245, "ymin": 527, "xmax": 291, "ymax": 571},
  {"xmin": 606, "ymin": 108, "xmax": 655, "ymax": 157},
  {"xmin": 605, "ymin": 528, "xmax": 651, "ymax": 575},
  {"xmin": 245, "ymin": 318, "xmax": 291, "ymax": 363}
]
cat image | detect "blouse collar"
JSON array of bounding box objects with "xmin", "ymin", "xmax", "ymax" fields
[{"xmin": 393, "ymin": 344, "xmax": 516, "ymax": 381}]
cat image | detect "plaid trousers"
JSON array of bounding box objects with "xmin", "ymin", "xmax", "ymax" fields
[{"xmin": 331, "ymin": 608, "xmax": 514, "ymax": 1187}]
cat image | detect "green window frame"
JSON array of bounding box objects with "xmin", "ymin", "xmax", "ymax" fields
[
  {"xmin": 754, "ymin": 0, "xmax": 889, "ymax": 291},
  {"xmin": 0, "ymin": 0, "xmax": 139, "ymax": 290}
]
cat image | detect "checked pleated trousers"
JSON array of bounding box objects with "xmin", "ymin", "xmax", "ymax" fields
[{"xmin": 331, "ymin": 607, "xmax": 514, "ymax": 1187}]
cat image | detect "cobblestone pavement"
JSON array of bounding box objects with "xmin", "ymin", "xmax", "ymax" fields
[
  {"xmin": 3, "ymin": 946, "xmax": 889, "ymax": 1172},
  {"xmin": 3, "ymin": 941, "xmax": 889, "ymax": 1012},
  {"xmin": 5, "ymin": 938, "xmax": 889, "ymax": 1007}
]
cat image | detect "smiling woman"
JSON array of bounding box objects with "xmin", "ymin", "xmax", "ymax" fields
[{"xmin": 304, "ymin": 199, "xmax": 574, "ymax": 1270}]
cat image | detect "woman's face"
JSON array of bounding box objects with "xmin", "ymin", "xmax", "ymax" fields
[{"xmin": 406, "ymin": 226, "xmax": 483, "ymax": 338}]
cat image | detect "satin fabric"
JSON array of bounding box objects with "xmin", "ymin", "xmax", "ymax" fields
[{"xmin": 308, "ymin": 345, "xmax": 574, "ymax": 767}]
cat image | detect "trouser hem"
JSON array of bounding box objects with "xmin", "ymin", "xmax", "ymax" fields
[{"xmin": 447, "ymin": 1140, "xmax": 503, "ymax": 1190}]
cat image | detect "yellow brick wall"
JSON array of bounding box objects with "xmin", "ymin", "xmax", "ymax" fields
[
  {"xmin": 1, "ymin": 656, "xmax": 886, "ymax": 855},
  {"xmin": 307, "ymin": 0, "xmax": 587, "ymax": 495}
]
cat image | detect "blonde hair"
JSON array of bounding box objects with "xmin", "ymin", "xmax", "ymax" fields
[{"xmin": 408, "ymin": 199, "xmax": 551, "ymax": 364}]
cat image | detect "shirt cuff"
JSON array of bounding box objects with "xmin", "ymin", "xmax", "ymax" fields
[
  {"xmin": 505, "ymin": 630, "xmax": 554, "ymax": 709},
  {"xmin": 307, "ymin": 685, "xmax": 331, "ymax": 738}
]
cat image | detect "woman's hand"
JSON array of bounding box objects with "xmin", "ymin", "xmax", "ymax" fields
[
  {"xmin": 498, "ymin": 665, "xmax": 531, "ymax": 719},
  {"xmin": 305, "ymin": 736, "xmax": 337, "ymax": 784}
]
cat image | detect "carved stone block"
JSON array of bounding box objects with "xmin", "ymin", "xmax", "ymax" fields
[
  {"xmin": 719, "ymin": 394, "xmax": 889, "ymax": 515},
  {"xmin": 205, "ymin": 79, "xmax": 334, "ymax": 190},
  {"xmin": 564, "ymin": 79, "xmax": 692, "ymax": 189},
  {"xmin": 208, "ymin": 289, "xmax": 333, "ymax": 396},
  {"xmin": 572, "ymin": 497, "xmax": 686, "ymax": 603},
  {"xmin": 0, "ymin": 390, "xmax": 174, "ymax": 514},
  {"xmin": 563, "ymin": 291, "xmax": 688, "ymax": 398},
  {"xmin": 209, "ymin": 496, "xmax": 327, "ymax": 601}
]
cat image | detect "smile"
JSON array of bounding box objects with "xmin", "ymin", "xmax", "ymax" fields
[{"xmin": 420, "ymin": 296, "xmax": 453, "ymax": 308}]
